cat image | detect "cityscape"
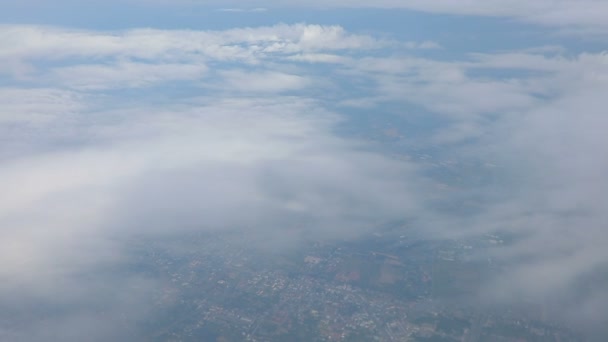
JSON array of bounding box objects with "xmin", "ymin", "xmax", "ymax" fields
[{"xmin": 128, "ymin": 231, "xmax": 581, "ymax": 341}]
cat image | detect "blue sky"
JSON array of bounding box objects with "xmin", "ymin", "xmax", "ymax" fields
[
  {"xmin": 1, "ymin": 1, "xmax": 608, "ymax": 340},
  {"xmin": 2, "ymin": 1, "xmax": 604, "ymax": 53}
]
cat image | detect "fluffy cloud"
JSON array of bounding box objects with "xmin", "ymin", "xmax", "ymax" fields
[
  {"xmin": 422, "ymin": 51, "xmax": 608, "ymax": 333},
  {"xmin": 288, "ymin": 32, "xmax": 608, "ymax": 333},
  {"xmin": 0, "ymin": 25, "xmax": 429, "ymax": 339},
  {"xmin": 49, "ymin": 62, "xmax": 208, "ymax": 90},
  {"xmin": 0, "ymin": 23, "xmax": 394, "ymax": 92},
  {"xmin": 0, "ymin": 95, "xmax": 424, "ymax": 281},
  {"xmin": 0, "ymin": 24, "xmax": 385, "ymax": 64},
  {"xmin": 216, "ymin": 70, "xmax": 312, "ymax": 93}
]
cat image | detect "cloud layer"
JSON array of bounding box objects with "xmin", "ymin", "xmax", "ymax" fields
[
  {"xmin": 1, "ymin": 20, "xmax": 607, "ymax": 340},
  {"xmin": 0, "ymin": 23, "xmax": 430, "ymax": 341}
]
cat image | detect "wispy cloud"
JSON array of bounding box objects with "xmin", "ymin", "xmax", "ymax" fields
[{"xmin": 0, "ymin": 24, "xmax": 431, "ymax": 340}]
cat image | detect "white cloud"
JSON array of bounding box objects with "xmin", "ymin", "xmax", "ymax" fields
[
  {"xmin": 413, "ymin": 51, "xmax": 608, "ymax": 331},
  {"xmin": 0, "ymin": 23, "xmax": 384, "ymax": 64},
  {"xmin": 0, "ymin": 91, "xmax": 427, "ymax": 290},
  {"xmin": 217, "ymin": 70, "xmax": 311, "ymax": 93},
  {"xmin": 50, "ymin": 62, "xmax": 207, "ymax": 89},
  {"xmin": 0, "ymin": 88, "xmax": 82, "ymax": 124},
  {"xmin": 0, "ymin": 90, "xmax": 430, "ymax": 338},
  {"xmin": 287, "ymin": 53, "xmax": 350, "ymax": 64},
  {"xmin": 301, "ymin": 41, "xmax": 608, "ymax": 330},
  {"xmin": 0, "ymin": 24, "xmax": 386, "ymax": 92}
]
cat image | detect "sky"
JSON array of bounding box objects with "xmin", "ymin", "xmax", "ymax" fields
[{"xmin": 1, "ymin": 1, "xmax": 608, "ymax": 340}]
